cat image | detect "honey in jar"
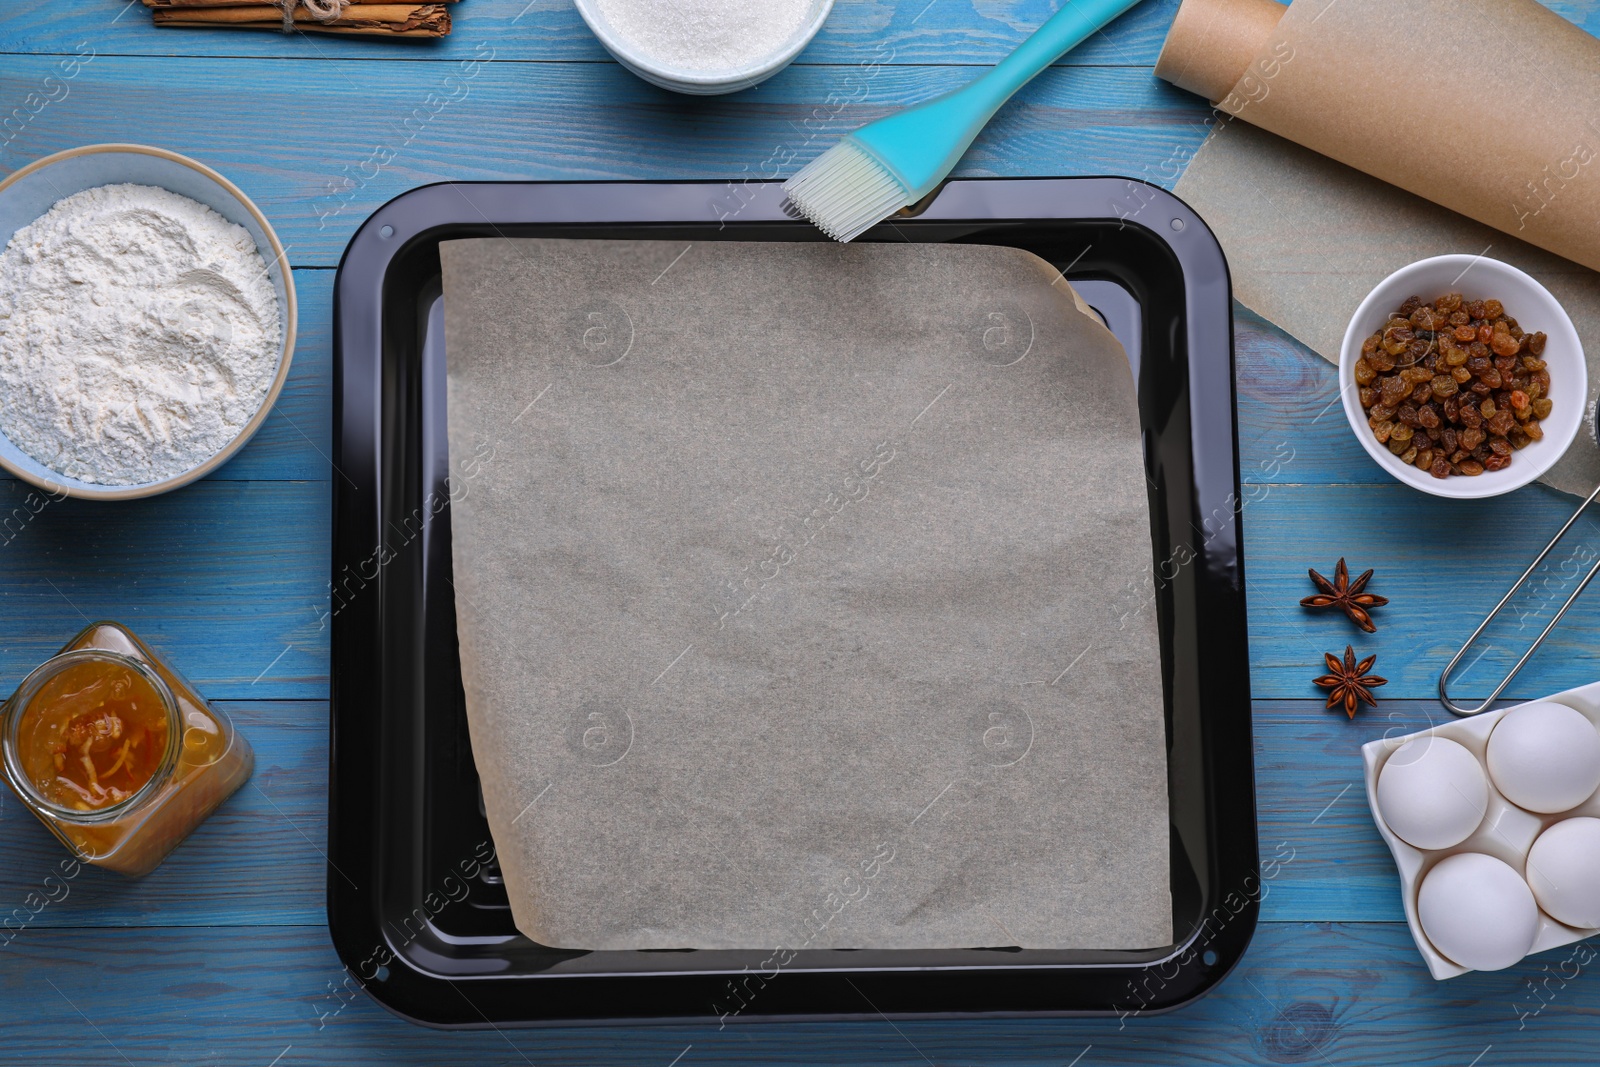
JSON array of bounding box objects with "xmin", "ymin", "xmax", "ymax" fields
[{"xmin": 1, "ymin": 622, "xmax": 253, "ymax": 876}]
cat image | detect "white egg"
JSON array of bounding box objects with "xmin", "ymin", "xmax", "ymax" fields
[
  {"xmin": 1526, "ymin": 817, "xmax": 1600, "ymax": 929},
  {"xmin": 1418, "ymin": 852, "xmax": 1540, "ymax": 971},
  {"xmin": 1376, "ymin": 737, "xmax": 1488, "ymax": 850},
  {"xmin": 1486, "ymin": 702, "xmax": 1600, "ymax": 814}
]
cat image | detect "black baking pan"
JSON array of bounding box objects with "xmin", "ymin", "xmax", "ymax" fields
[{"xmin": 329, "ymin": 178, "xmax": 1254, "ymax": 1027}]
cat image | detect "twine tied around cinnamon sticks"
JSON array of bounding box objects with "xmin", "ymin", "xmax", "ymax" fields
[
  {"xmin": 274, "ymin": 0, "xmax": 348, "ymax": 32},
  {"xmin": 145, "ymin": 0, "xmax": 455, "ymax": 39}
]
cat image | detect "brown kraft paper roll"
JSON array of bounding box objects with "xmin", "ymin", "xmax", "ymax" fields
[{"xmin": 1156, "ymin": 0, "xmax": 1600, "ymax": 274}]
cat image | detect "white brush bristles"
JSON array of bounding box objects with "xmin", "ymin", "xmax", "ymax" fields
[{"xmin": 783, "ymin": 141, "xmax": 910, "ymax": 243}]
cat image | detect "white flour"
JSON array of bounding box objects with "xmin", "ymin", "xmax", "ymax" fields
[{"xmin": 0, "ymin": 183, "xmax": 280, "ymax": 486}]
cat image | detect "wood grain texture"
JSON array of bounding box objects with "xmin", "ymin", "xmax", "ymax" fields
[
  {"xmin": 1243, "ymin": 481, "xmax": 1600, "ymax": 701},
  {"xmin": 2, "ymin": 922, "xmax": 1594, "ymax": 1065},
  {"xmin": 4, "ymin": 0, "xmax": 1600, "ymax": 1059},
  {"xmin": 8, "ymin": 0, "xmax": 1596, "ymax": 69},
  {"xmin": 0, "ymin": 702, "xmax": 327, "ymax": 928},
  {"xmin": 0, "ymin": 698, "xmax": 1410, "ymax": 929},
  {"xmin": 0, "ymin": 0, "xmax": 1184, "ymax": 65},
  {"xmin": 0, "ymin": 55, "xmax": 1215, "ymax": 266},
  {"xmin": 0, "ymin": 479, "xmax": 329, "ymax": 698}
]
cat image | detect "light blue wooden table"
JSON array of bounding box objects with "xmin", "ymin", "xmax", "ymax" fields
[{"xmin": 5, "ymin": 1, "xmax": 1600, "ymax": 1062}]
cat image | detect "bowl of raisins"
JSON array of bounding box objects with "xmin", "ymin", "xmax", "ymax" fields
[{"xmin": 1340, "ymin": 255, "xmax": 1585, "ymax": 499}]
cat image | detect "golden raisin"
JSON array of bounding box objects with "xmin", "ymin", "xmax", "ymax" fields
[{"xmin": 1357, "ymin": 293, "xmax": 1551, "ymax": 478}]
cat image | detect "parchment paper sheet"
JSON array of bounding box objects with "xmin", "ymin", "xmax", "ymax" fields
[
  {"xmin": 440, "ymin": 238, "xmax": 1172, "ymax": 951},
  {"xmin": 1163, "ymin": 0, "xmax": 1600, "ymax": 273},
  {"xmin": 1159, "ymin": 0, "xmax": 1600, "ymax": 496},
  {"xmin": 1174, "ymin": 120, "xmax": 1600, "ymax": 498}
]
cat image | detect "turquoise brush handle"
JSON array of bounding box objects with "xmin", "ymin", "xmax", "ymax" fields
[{"xmin": 850, "ymin": 0, "xmax": 1145, "ymax": 200}]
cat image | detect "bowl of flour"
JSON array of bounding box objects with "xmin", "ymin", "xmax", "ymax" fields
[
  {"xmin": 0, "ymin": 144, "xmax": 295, "ymax": 500},
  {"xmin": 575, "ymin": 0, "xmax": 834, "ymax": 95}
]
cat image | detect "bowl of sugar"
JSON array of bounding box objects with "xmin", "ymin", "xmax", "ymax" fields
[
  {"xmin": 575, "ymin": 0, "xmax": 834, "ymax": 95},
  {"xmin": 0, "ymin": 144, "xmax": 296, "ymax": 500}
]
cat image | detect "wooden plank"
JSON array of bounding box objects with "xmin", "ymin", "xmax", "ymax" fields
[
  {"xmin": 1, "ymin": 920, "xmax": 1592, "ymax": 1064},
  {"xmin": 1231, "ymin": 310, "xmax": 1600, "ymax": 704},
  {"xmin": 0, "ymin": 55, "xmax": 1215, "ymax": 267},
  {"xmin": 0, "ymin": 698, "xmax": 1396, "ymax": 929},
  {"xmin": 0, "ymin": 701, "xmax": 327, "ymax": 928},
  {"xmin": 7, "ymin": 23, "xmax": 1599, "ymax": 1057},
  {"xmin": 0, "ymin": 696, "xmax": 1443, "ymax": 932},
  {"xmin": 1254, "ymin": 700, "xmax": 1412, "ymax": 924},
  {"xmin": 0, "ymin": 0, "xmax": 1184, "ymax": 66},
  {"xmin": 1233, "ymin": 307, "xmax": 1390, "ymax": 486},
  {"xmin": 1243, "ymin": 482, "xmax": 1600, "ymax": 701},
  {"xmin": 0, "ymin": 479, "xmax": 329, "ymax": 699},
  {"xmin": 7, "ymin": 0, "xmax": 1596, "ymax": 70}
]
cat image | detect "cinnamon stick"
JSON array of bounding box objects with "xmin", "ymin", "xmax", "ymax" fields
[
  {"xmin": 151, "ymin": 3, "xmax": 450, "ymax": 36},
  {"xmin": 143, "ymin": 0, "xmax": 456, "ymax": 7}
]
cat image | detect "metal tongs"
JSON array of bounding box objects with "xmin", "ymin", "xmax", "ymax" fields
[{"xmin": 1440, "ymin": 415, "xmax": 1600, "ymax": 715}]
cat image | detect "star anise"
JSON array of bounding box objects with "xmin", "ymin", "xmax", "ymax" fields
[
  {"xmin": 1301, "ymin": 558, "xmax": 1387, "ymax": 632},
  {"xmin": 1313, "ymin": 645, "xmax": 1386, "ymax": 719}
]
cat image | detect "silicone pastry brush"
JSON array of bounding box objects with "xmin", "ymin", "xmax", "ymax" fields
[{"xmin": 784, "ymin": 0, "xmax": 1145, "ymax": 242}]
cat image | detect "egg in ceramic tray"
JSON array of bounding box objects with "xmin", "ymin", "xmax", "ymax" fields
[{"xmin": 1363, "ymin": 692, "xmax": 1600, "ymax": 979}]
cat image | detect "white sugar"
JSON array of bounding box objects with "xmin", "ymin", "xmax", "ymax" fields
[{"xmin": 595, "ymin": 0, "xmax": 814, "ymax": 74}]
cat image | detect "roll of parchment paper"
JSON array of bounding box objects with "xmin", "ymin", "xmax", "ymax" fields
[
  {"xmin": 1157, "ymin": 0, "xmax": 1600, "ymax": 274},
  {"xmin": 1158, "ymin": 0, "xmax": 1600, "ymax": 496}
]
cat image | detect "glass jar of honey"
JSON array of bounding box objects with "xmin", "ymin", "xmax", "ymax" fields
[{"xmin": 0, "ymin": 622, "xmax": 253, "ymax": 876}]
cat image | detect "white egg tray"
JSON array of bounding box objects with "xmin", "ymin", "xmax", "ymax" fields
[{"xmin": 1362, "ymin": 680, "xmax": 1600, "ymax": 980}]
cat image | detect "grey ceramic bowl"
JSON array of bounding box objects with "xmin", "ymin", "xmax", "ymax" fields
[{"xmin": 0, "ymin": 144, "xmax": 297, "ymax": 500}]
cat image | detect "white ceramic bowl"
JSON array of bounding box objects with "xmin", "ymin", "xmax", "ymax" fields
[
  {"xmin": 574, "ymin": 0, "xmax": 834, "ymax": 95},
  {"xmin": 0, "ymin": 144, "xmax": 297, "ymax": 501},
  {"xmin": 1340, "ymin": 255, "xmax": 1584, "ymax": 500}
]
